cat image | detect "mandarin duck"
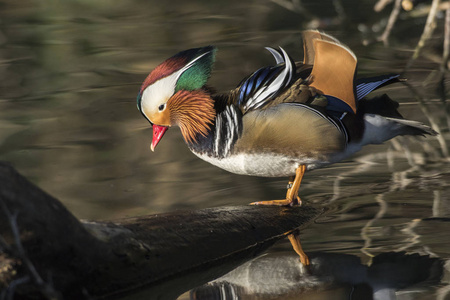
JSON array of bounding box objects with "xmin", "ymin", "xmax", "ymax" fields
[{"xmin": 137, "ymin": 31, "xmax": 436, "ymax": 266}]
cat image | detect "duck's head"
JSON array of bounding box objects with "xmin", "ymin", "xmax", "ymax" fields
[{"xmin": 137, "ymin": 46, "xmax": 216, "ymax": 151}]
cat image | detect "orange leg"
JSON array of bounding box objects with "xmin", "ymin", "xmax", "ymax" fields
[
  {"xmin": 251, "ymin": 165, "xmax": 306, "ymax": 206},
  {"xmin": 288, "ymin": 232, "xmax": 310, "ymax": 266}
]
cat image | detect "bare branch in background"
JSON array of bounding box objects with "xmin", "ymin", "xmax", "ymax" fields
[
  {"xmin": 269, "ymin": 0, "xmax": 315, "ymax": 20},
  {"xmin": 402, "ymin": 0, "xmax": 414, "ymax": 11},
  {"xmin": 404, "ymin": 0, "xmax": 441, "ymax": 73},
  {"xmin": 374, "ymin": 0, "xmax": 394, "ymax": 12},
  {"xmin": 405, "ymin": 1, "xmax": 449, "ymax": 18},
  {"xmin": 440, "ymin": 6, "xmax": 450, "ymax": 131},
  {"xmin": 403, "ymin": 81, "xmax": 449, "ymax": 158},
  {"xmin": 333, "ymin": 0, "xmax": 347, "ymax": 23},
  {"xmin": 1, "ymin": 276, "xmax": 31, "ymax": 300},
  {"xmin": 442, "ymin": 6, "xmax": 450, "ymax": 72},
  {"xmin": 378, "ymin": 0, "xmax": 402, "ymax": 46}
]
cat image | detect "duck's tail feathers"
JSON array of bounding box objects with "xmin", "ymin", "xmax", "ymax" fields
[
  {"xmin": 361, "ymin": 114, "xmax": 437, "ymax": 145},
  {"xmin": 358, "ymin": 94, "xmax": 437, "ymax": 146},
  {"xmin": 362, "ymin": 114, "xmax": 437, "ymax": 146},
  {"xmin": 359, "ymin": 93, "xmax": 437, "ymax": 136},
  {"xmin": 385, "ymin": 118, "xmax": 438, "ymax": 137}
]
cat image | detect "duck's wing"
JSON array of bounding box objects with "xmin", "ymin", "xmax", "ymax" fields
[
  {"xmin": 229, "ymin": 32, "xmax": 397, "ymax": 119},
  {"xmin": 233, "ymin": 103, "xmax": 347, "ymax": 159},
  {"xmin": 355, "ymin": 74, "xmax": 401, "ymax": 100},
  {"xmin": 302, "ymin": 30, "xmax": 340, "ymax": 65},
  {"xmin": 233, "ymin": 31, "xmax": 358, "ymax": 115},
  {"xmin": 308, "ymin": 37, "xmax": 358, "ymax": 114},
  {"xmin": 278, "ymin": 31, "xmax": 360, "ymax": 117},
  {"xmin": 234, "ymin": 47, "xmax": 297, "ymax": 113}
]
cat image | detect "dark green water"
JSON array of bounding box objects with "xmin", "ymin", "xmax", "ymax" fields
[{"xmin": 1, "ymin": 0, "xmax": 449, "ymax": 299}]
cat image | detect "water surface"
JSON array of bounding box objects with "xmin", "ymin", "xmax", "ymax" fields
[{"xmin": 0, "ymin": 0, "xmax": 449, "ymax": 299}]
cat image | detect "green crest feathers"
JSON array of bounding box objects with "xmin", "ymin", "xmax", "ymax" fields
[{"xmin": 175, "ymin": 46, "xmax": 216, "ymax": 92}]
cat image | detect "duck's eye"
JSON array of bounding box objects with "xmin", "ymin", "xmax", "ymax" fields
[{"xmin": 158, "ymin": 104, "xmax": 166, "ymax": 111}]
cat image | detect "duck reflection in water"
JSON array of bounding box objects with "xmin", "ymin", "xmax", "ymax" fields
[{"xmin": 190, "ymin": 252, "xmax": 442, "ymax": 300}]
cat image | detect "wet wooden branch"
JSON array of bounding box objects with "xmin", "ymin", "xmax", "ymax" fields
[{"xmin": 0, "ymin": 162, "xmax": 321, "ymax": 300}]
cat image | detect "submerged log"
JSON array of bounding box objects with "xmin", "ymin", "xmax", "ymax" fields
[{"xmin": 0, "ymin": 162, "xmax": 322, "ymax": 300}]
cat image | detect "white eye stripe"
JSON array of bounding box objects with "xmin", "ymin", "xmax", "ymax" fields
[{"xmin": 142, "ymin": 73, "xmax": 177, "ymax": 107}]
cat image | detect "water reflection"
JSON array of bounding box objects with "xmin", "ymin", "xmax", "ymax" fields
[
  {"xmin": 180, "ymin": 154, "xmax": 450, "ymax": 299},
  {"xmin": 190, "ymin": 252, "xmax": 443, "ymax": 300}
]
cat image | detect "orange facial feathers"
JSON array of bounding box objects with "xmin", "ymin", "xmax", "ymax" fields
[{"xmin": 168, "ymin": 89, "xmax": 215, "ymax": 143}]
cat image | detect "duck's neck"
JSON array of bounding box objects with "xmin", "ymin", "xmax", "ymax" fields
[
  {"xmin": 185, "ymin": 93, "xmax": 242, "ymax": 158},
  {"xmin": 170, "ymin": 89, "xmax": 215, "ymax": 145}
]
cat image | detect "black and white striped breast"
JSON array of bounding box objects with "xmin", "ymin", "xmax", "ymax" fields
[
  {"xmin": 187, "ymin": 104, "xmax": 242, "ymax": 159},
  {"xmin": 212, "ymin": 105, "xmax": 242, "ymax": 158}
]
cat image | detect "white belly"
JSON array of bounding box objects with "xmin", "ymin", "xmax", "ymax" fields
[{"xmin": 192, "ymin": 151, "xmax": 328, "ymax": 177}]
